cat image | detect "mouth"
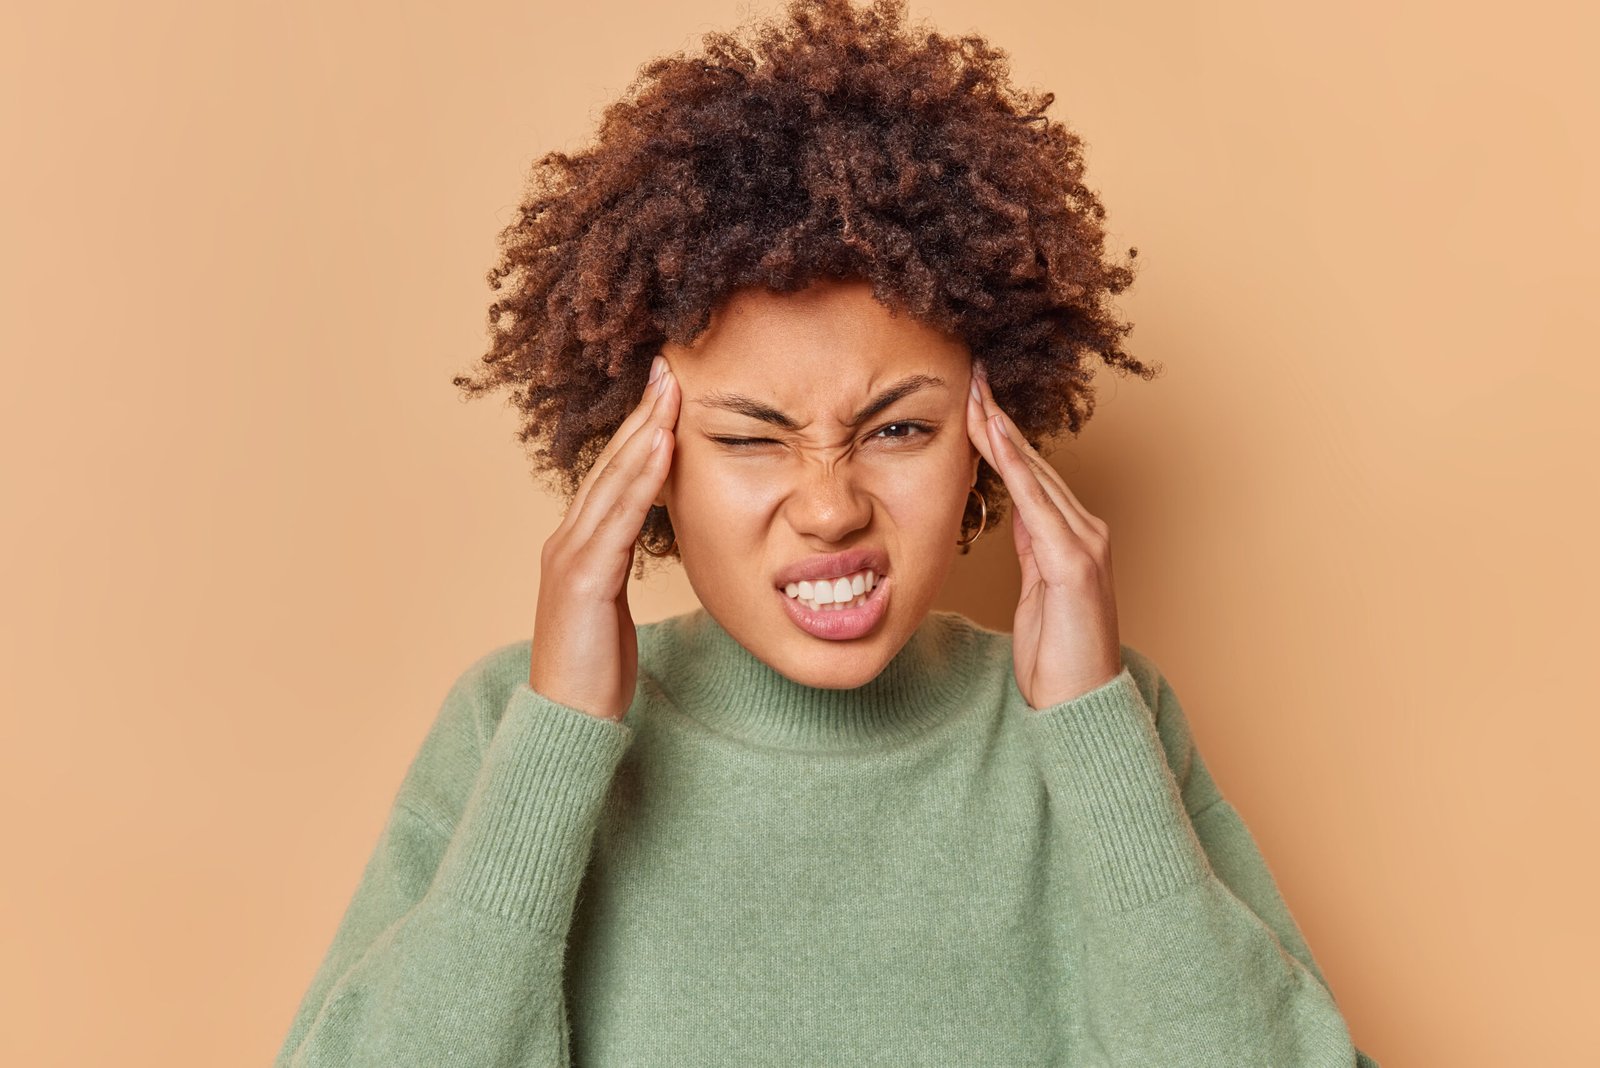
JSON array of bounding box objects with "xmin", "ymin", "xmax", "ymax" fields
[{"xmin": 774, "ymin": 568, "xmax": 891, "ymax": 641}]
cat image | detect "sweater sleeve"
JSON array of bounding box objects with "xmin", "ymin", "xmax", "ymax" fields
[
  {"xmin": 1020, "ymin": 651, "xmax": 1379, "ymax": 1068},
  {"xmin": 272, "ymin": 664, "xmax": 633, "ymax": 1068}
]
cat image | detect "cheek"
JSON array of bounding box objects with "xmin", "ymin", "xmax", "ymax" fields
[
  {"xmin": 876, "ymin": 454, "xmax": 968, "ymax": 520},
  {"xmin": 668, "ymin": 447, "xmax": 783, "ymax": 523}
]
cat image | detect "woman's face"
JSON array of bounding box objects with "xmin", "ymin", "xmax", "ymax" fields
[{"xmin": 656, "ymin": 278, "xmax": 980, "ymax": 689}]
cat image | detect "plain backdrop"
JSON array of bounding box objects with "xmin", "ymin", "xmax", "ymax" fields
[{"xmin": 3, "ymin": 0, "xmax": 1596, "ymax": 1064}]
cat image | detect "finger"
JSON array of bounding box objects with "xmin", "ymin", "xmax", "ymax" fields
[
  {"xmin": 970, "ymin": 364, "xmax": 1081, "ymax": 535},
  {"xmin": 984, "ymin": 412, "xmax": 1113, "ymax": 593},
  {"xmin": 566, "ymin": 363, "xmax": 675, "ymax": 526},
  {"xmin": 982, "ymin": 412, "xmax": 1085, "ymax": 584},
  {"xmin": 973, "ymin": 363, "xmax": 1104, "ymax": 541},
  {"xmin": 966, "ymin": 375, "xmax": 1000, "ymax": 474},
  {"xmin": 1012, "ymin": 505, "xmax": 1042, "ymax": 594},
  {"xmin": 971, "ymin": 363, "xmax": 1076, "ymax": 511},
  {"xmin": 566, "ymin": 371, "xmax": 679, "ymax": 549},
  {"xmin": 584, "ymin": 421, "xmax": 676, "ymax": 566},
  {"xmin": 566, "ymin": 361, "xmax": 670, "ymax": 523},
  {"xmin": 968, "ymin": 372, "xmax": 1074, "ymax": 539}
]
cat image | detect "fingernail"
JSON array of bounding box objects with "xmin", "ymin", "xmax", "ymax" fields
[
  {"xmin": 655, "ymin": 367, "xmax": 672, "ymax": 395},
  {"xmin": 970, "ymin": 377, "xmax": 981, "ymax": 401},
  {"xmin": 648, "ymin": 355, "xmax": 664, "ymax": 383}
]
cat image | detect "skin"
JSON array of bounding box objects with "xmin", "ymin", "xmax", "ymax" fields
[
  {"xmin": 966, "ymin": 358, "xmax": 1126, "ymax": 709},
  {"xmin": 530, "ymin": 276, "xmax": 1125, "ymax": 721},
  {"xmin": 654, "ymin": 279, "xmax": 980, "ymax": 690}
]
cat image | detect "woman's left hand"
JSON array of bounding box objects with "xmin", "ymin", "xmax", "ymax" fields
[{"xmin": 966, "ymin": 360, "xmax": 1126, "ymax": 711}]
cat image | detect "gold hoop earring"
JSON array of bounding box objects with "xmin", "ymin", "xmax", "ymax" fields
[
  {"xmin": 640, "ymin": 537, "xmax": 677, "ymax": 558},
  {"xmin": 956, "ymin": 486, "xmax": 987, "ymax": 547},
  {"xmin": 639, "ymin": 506, "xmax": 676, "ymax": 557}
]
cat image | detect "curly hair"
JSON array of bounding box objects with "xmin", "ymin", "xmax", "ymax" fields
[{"xmin": 451, "ymin": 0, "xmax": 1160, "ymax": 578}]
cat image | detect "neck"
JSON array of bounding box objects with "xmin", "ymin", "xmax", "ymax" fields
[{"xmin": 647, "ymin": 607, "xmax": 981, "ymax": 752}]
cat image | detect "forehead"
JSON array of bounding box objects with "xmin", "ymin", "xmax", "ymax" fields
[{"xmin": 667, "ymin": 279, "xmax": 970, "ymax": 390}]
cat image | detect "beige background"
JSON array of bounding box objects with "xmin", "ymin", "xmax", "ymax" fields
[{"xmin": 3, "ymin": 0, "xmax": 1595, "ymax": 1063}]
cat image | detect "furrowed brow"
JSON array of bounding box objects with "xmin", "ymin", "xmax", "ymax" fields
[{"xmin": 694, "ymin": 374, "xmax": 946, "ymax": 430}]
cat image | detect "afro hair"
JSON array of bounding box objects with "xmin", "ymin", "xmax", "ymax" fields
[{"xmin": 451, "ymin": 0, "xmax": 1160, "ymax": 576}]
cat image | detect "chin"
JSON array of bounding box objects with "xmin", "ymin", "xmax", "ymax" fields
[
  {"xmin": 779, "ymin": 645, "xmax": 890, "ymax": 689},
  {"xmin": 760, "ymin": 614, "xmax": 904, "ymax": 690},
  {"xmin": 698, "ymin": 571, "xmax": 921, "ymax": 690}
]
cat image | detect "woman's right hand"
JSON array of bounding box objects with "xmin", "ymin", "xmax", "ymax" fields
[{"xmin": 528, "ymin": 355, "xmax": 679, "ymax": 722}]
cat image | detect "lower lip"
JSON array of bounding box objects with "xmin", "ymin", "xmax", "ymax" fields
[{"xmin": 775, "ymin": 574, "xmax": 891, "ymax": 641}]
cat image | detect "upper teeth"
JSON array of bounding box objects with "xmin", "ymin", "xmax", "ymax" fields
[{"xmin": 784, "ymin": 568, "xmax": 877, "ymax": 607}]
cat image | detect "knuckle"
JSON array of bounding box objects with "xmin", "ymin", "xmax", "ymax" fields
[
  {"xmin": 540, "ymin": 534, "xmax": 570, "ymax": 570},
  {"xmin": 1065, "ymin": 550, "xmax": 1100, "ymax": 586},
  {"xmin": 559, "ymin": 554, "xmax": 610, "ymax": 600}
]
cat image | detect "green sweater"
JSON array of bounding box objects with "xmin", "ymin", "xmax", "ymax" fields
[{"xmin": 274, "ymin": 608, "xmax": 1378, "ymax": 1066}]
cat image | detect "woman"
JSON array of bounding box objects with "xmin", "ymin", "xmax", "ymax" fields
[{"xmin": 275, "ymin": 1, "xmax": 1377, "ymax": 1064}]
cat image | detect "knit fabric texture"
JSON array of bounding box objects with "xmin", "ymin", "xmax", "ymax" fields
[{"xmin": 274, "ymin": 608, "xmax": 1379, "ymax": 1066}]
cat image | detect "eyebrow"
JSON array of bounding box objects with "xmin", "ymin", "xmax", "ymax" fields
[{"xmin": 692, "ymin": 373, "xmax": 947, "ymax": 431}]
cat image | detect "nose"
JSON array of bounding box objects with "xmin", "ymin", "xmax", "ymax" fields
[{"xmin": 782, "ymin": 458, "xmax": 872, "ymax": 544}]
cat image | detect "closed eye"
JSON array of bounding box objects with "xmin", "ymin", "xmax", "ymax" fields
[
  {"xmin": 709, "ymin": 436, "xmax": 777, "ymax": 448},
  {"xmin": 710, "ymin": 421, "xmax": 936, "ymax": 449}
]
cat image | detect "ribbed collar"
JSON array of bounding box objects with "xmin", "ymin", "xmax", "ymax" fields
[{"xmin": 646, "ymin": 607, "xmax": 983, "ymax": 752}]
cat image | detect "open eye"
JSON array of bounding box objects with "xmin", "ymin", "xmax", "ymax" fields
[{"xmin": 871, "ymin": 420, "xmax": 934, "ymax": 443}]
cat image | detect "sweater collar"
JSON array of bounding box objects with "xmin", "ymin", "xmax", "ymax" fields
[{"xmin": 647, "ymin": 607, "xmax": 981, "ymax": 752}]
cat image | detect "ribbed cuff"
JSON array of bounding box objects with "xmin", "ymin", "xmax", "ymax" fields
[
  {"xmin": 1022, "ymin": 668, "xmax": 1211, "ymax": 913},
  {"xmin": 432, "ymin": 682, "xmax": 633, "ymax": 932}
]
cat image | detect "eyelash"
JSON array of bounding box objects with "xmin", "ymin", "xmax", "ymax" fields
[{"xmin": 711, "ymin": 421, "xmax": 936, "ymax": 449}]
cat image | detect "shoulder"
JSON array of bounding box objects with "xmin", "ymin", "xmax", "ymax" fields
[
  {"xmin": 969, "ymin": 621, "xmax": 1211, "ymax": 792},
  {"xmin": 1115, "ymin": 641, "xmax": 1221, "ymax": 812},
  {"xmin": 950, "ymin": 612, "xmax": 1167, "ymax": 711},
  {"xmin": 432, "ymin": 636, "xmax": 536, "ymax": 752},
  {"xmin": 440, "ymin": 610, "xmax": 697, "ymax": 741},
  {"xmin": 388, "ymin": 636, "xmax": 532, "ymax": 830}
]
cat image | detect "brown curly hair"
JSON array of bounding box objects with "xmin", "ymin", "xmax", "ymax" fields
[{"xmin": 451, "ymin": 0, "xmax": 1161, "ymax": 578}]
